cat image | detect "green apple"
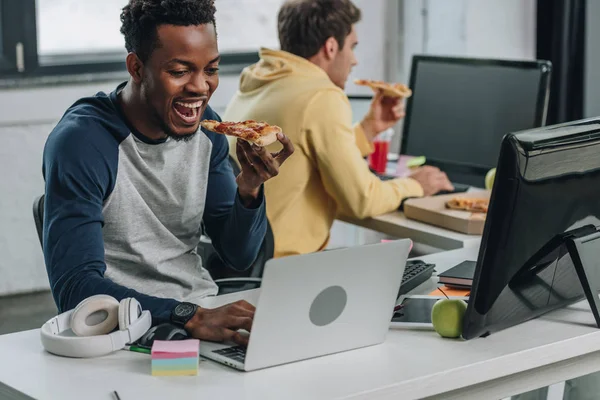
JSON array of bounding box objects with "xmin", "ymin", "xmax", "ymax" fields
[
  {"xmin": 431, "ymin": 298, "xmax": 468, "ymax": 338},
  {"xmin": 485, "ymin": 168, "xmax": 496, "ymax": 190}
]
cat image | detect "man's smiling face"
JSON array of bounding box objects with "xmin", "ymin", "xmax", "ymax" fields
[{"xmin": 139, "ymin": 23, "xmax": 220, "ymax": 141}]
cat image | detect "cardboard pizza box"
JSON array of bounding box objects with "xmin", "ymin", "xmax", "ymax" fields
[{"xmin": 403, "ymin": 191, "xmax": 491, "ymax": 235}]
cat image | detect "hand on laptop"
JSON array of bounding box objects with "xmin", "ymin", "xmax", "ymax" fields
[
  {"xmin": 184, "ymin": 300, "xmax": 255, "ymax": 346},
  {"xmin": 409, "ymin": 166, "xmax": 454, "ymax": 196},
  {"xmin": 235, "ymin": 133, "xmax": 295, "ymax": 208}
]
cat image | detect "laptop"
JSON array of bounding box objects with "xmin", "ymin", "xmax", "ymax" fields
[{"xmin": 199, "ymin": 239, "xmax": 412, "ymax": 371}]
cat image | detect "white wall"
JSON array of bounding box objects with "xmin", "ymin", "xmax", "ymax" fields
[
  {"xmin": 464, "ymin": 0, "xmax": 536, "ymax": 60},
  {"xmin": 346, "ymin": 0, "xmax": 391, "ymax": 95},
  {"xmin": 390, "ymin": 0, "xmax": 536, "ymax": 151},
  {"xmin": 400, "ymin": 0, "xmax": 536, "ymax": 83}
]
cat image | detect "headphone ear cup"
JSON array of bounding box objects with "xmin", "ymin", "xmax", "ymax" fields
[
  {"xmin": 118, "ymin": 298, "xmax": 130, "ymax": 331},
  {"xmin": 71, "ymin": 295, "xmax": 119, "ymax": 337},
  {"xmin": 118, "ymin": 298, "xmax": 142, "ymax": 330}
]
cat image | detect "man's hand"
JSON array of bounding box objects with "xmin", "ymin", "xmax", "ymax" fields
[
  {"xmin": 184, "ymin": 300, "xmax": 255, "ymax": 346},
  {"xmin": 360, "ymin": 90, "xmax": 406, "ymax": 141},
  {"xmin": 409, "ymin": 166, "xmax": 454, "ymax": 196},
  {"xmin": 235, "ymin": 133, "xmax": 294, "ymax": 207}
]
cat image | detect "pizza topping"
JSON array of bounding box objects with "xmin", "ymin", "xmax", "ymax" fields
[
  {"xmin": 446, "ymin": 197, "xmax": 489, "ymax": 213},
  {"xmin": 200, "ymin": 119, "xmax": 281, "ymax": 147}
]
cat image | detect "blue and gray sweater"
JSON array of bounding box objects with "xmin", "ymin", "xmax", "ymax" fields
[{"xmin": 42, "ymin": 82, "xmax": 266, "ymax": 324}]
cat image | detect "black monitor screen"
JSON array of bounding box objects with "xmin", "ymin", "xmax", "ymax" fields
[{"xmin": 401, "ymin": 56, "xmax": 551, "ymax": 186}]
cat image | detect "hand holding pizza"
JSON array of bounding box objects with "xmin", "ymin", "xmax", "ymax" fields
[
  {"xmin": 199, "ymin": 119, "xmax": 295, "ymax": 207},
  {"xmin": 354, "ymin": 79, "xmax": 411, "ymax": 141},
  {"xmin": 235, "ymin": 133, "xmax": 294, "ymax": 206}
]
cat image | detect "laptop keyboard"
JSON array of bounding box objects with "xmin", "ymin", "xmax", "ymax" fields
[{"xmin": 213, "ymin": 346, "xmax": 246, "ymax": 363}]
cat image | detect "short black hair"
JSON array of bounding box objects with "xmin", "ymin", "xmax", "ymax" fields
[
  {"xmin": 278, "ymin": 0, "xmax": 361, "ymax": 59},
  {"xmin": 120, "ymin": 0, "xmax": 217, "ymax": 63}
]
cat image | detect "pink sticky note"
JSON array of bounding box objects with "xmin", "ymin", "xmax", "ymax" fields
[
  {"xmin": 381, "ymin": 239, "xmax": 413, "ymax": 252},
  {"xmin": 151, "ymin": 339, "xmax": 200, "ymax": 357}
]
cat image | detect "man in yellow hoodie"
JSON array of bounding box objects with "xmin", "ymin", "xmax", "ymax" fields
[{"xmin": 223, "ymin": 0, "xmax": 453, "ymax": 258}]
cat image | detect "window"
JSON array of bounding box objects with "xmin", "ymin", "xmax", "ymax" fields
[
  {"xmin": 36, "ymin": 0, "xmax": 127, "ymax": 61},
  {"xmin": 216, "ymin": 0, "xmax": 284, "ymax": 53},
  {"xmin": 0, "ymin": 0, "xmax": 289, "ymax": 80}
]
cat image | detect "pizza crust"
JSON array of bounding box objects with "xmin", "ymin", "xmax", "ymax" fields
[
  {"xmin": 200, "ymin": 120, "xmax": 281, "ymax": 147},
  {"xmin": 354, "ymin": 79, "xmax": 412, "ymax": 98}
]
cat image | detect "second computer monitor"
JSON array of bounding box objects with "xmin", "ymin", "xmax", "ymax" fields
[{"xmin": 401, "ymin": 55, "xmax": 552, "ymax": 187}]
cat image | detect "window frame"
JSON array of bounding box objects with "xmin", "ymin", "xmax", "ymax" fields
[
  {"xmin": 0, "ymin": 0, "xmax": 259, "ymax": 80},
  {"xmin": 0, "ymin": 0, "xmax": 38, "ymax": 75}
]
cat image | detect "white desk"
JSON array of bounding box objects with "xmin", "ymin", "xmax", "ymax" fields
[
  {"xmin": 340, "ymin": 160, "xmax": 484, "ymax": 251},
  {"xmin": 340, "ymin": 212, "xmax": 482, "ymax": 251},
  {"xmin": 2, "ymin": 248, "xmax": 600, "ymax": 400}
]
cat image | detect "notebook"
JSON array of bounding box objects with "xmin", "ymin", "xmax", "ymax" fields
[{"xmin": 438, "ymin": 261, "xmax": 476, "ymax": 287}]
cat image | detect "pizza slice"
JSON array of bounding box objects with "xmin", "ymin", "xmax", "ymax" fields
[
  {"xmin": 354, "ymin": 79, "xmax": 412, "ymax": 98},
  {"xmin": 200, "ymin": 120, "xmax": 281, "ymax": 147},
  {"xmin": 446, "ymin": 197, "xmax": 489, "ymax": 213}
]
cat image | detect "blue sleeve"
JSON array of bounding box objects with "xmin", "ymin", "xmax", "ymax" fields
[
  {"xmin": 43, "ymin": 116, "xmax": 179, "ymax": 325},
  {"xmin": 202, "ymin": 111, "xmax": 267, "ymax": 270}
]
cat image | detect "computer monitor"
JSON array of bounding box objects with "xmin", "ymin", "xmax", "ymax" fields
[
  {"xmin": 401, "ymin": 55, "xmax": 552, "ymax": 187},
  {"xmin": 462, "ymin": 117, "xmax": 600, "ymax": 340}
]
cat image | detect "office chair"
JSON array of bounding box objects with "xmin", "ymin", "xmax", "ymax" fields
[
  {"xmin": 33, "ymin": 194, "xmax": 44, "ymax": 249},
  {"xmin": 199, "ymin": 220, "xmax": 274, "ymax": 295}
]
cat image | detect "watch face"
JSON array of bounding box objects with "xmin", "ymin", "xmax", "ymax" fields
[{"xmin": 175, "ymin": 303, "xmax": 195, "ymax": 317}]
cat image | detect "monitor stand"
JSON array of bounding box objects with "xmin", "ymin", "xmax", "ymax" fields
[
  {"xmin": 568, "ymin": 229, "xmax": 600, "ymax": 327},
  {"xmin": 511, "ymin": 225, "xmax": 600, "ymax": 328}
]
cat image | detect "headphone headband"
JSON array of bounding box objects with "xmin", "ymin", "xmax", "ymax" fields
[{"xmin": 40, "ymin": 308, "xmax": 152, "ymax": 358}]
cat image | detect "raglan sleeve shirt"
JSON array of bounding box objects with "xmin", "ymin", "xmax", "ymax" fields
[{"xmin": 42, "ymin": 103, "xmax": 266, "ymax": 326}]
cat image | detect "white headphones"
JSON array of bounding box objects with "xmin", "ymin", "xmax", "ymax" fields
[{"xmin": 40, "ymin": 295, "xmax": 152, "ymax": 358}]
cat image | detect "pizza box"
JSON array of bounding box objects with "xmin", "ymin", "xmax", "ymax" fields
[{"xmin": 403, "ymin": 190, "xmax": 491, "ymax": 235}]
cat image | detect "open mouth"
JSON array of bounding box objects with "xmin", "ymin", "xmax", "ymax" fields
[{"xmin": 173, "ymin": 100, "xmax": 204, "ymax": 125}]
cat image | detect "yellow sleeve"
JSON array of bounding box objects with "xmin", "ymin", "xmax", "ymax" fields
[
  {"xmin": 304, "ymin": 90, "xmax": 424, "ymax": 219},
  {"xmin": 353, "ymin": 122, "xmax": 374, "ymax": 157}
]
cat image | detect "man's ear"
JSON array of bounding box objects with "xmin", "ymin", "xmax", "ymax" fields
[
  {"xmin": 125, "ymin": 53, "xmax": 144, "ymax": 84},
  {"xmin": 323, "ymin": 37, "xmax": 339, "ymax": 61}
]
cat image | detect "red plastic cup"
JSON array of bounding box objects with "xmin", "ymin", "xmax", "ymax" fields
[{"xmin": 368, "ymin": 129, "xmax": 393, "ymax": 174}]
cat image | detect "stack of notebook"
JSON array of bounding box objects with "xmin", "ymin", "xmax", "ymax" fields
[
  {"xmin": 438, "ymin": 260, "xmax": 476, "ymax": 288},
  {"xmin": 151, "ymin": 339, "xmax": 200, "ymax": 376}
]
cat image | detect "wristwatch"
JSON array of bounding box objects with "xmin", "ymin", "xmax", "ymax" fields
[{"xmin": 170, "ymin": 302, "xmax": 198, "ymax": 327}]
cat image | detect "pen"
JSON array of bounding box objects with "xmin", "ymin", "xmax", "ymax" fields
[
  {"xmin": 125, "ymin": 345, "xmax": 151, "ymax": 354},
  {"xmin": 113, "ymin": 391, "xmax": 121, "ymax": 400}
]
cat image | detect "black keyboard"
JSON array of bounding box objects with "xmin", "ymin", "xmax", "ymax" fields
[
  {"xmin": 378, "ymin": 173, "xmax": 470, "ymax": 196},
  {"xmin": 398, "ymin": 260, "xmax": 436, "ymax": 297},
  {"xmin": 213, "ymin": 345, "xmax": 246, "ymax": 363}
]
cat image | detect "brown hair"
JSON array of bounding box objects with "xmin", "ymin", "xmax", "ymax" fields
[{"xmin": 278, "ymin": 0, "xmax": 361, "ymax": 59}]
